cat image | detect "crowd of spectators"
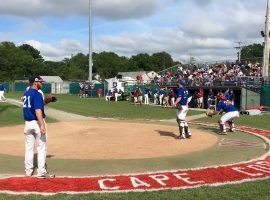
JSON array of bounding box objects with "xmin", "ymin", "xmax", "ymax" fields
[{"xmin": 151, "ymin": 62, "xmax": 263, "ymax": 87}]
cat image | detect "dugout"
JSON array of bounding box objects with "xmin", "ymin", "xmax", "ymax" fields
[
  {"xmin": 126, "ymin": 84, "xmax": 244, "ymax": 109},
  {"xmin": 261, "ymin": 86, "xmax": 270, "ymax": 107},
  {"xmin": 69, "ymin": 82, "xmax": 104, "ymax": 97}
]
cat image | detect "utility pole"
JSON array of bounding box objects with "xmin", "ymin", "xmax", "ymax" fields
[
  {"xmin": 263, "ymin": 0, "xmax": 270, "ymax": 77},
  {"xmin": 88, "ymin": 0, "xmax": 93, "ymax": 82},
  {"xmin": 234, "ymin": 41, "xmax": 244, "ymax": 64}
]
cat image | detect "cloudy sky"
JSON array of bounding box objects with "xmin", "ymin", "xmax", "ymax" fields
[{"xmin": 0, "ymin": 0, "xmax": 267, "ymax": 63}]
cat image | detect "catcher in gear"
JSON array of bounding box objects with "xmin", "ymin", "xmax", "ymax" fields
[
  {"xmin": 207, "ymin": 93, "xmax": 239, "ymax": 134},
  {"xmin": 173, "ymin": 80, "xmax": 192, "ymax": 139}
]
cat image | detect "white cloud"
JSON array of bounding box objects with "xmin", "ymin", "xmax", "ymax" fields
[
  {"xmin": 0, "ymin": 0, "xmax": 267, "ymax": 63},
  {"xmin": 0, "ymin": 0, "xmax": 160, "ymax": 20},
  {"xmin": 95, "ymin": 28, "xmax": 233, "ymax": 62},
  {"xmin": 26, "ymin": 39, "xmax": 86, "ymax": 61}
]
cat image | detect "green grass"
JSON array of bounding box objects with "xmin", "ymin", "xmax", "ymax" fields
[
  {"xmin": 0, "ymin": 102, "xmax": 57, "ymax": 127},
  {"xmin": 195, "ymin": 114, "xmax": 270, "ymax": 130},
  {"xmin": 6, "ymin": 92, "xmax": 203, "ymax": 120},
  {"xmin": 2, "ymin": 92, "xmax": 270, "ymax": 199}
]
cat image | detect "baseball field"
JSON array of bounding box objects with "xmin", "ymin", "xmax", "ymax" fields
[{"xmin": 0, "ymin": 93, "xmax": 269, "ymax": 199}]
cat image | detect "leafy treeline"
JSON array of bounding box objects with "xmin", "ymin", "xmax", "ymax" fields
[
  {"xmin": 0, "ymin": 41, "xmax": 177, "ymax": 81},
  {"xmin": 0, "ymin": 41, "xmax": 264, "ymax": 82}
]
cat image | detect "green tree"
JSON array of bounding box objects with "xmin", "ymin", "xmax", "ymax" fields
[
  {"xmin": 93, "ymin": 52, "xmax": 129, "ymax": 79},
  {"xmin": 129, "ymin": 53, "xmax": 152, "ymax": 71},
  {"xmin": 241, "ymin": 43, "xmax": 263, "ymax": 62},
  {"xmin": 151, "ymin": 52, "xmax": 174, "ymax": 72},
  {"xmin": 0, "ymin": 41, "xmax": 38, "ymax": 80},
  {"xmin": 19, "ymin": 44, "xmax": 44, "ymax": 61}
]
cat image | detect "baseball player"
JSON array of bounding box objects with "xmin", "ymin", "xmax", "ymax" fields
[
  {"xmin": 0, "ymin": 83, "xmax": 6, "ymax": 102},
  {"xmin": 23, "ymin": 76, "xmax": 55, "ymax": 178},
  {"xmin": 143, "ymin": 87, "xmax": 150, "ymax": 105},
  {"xmin": 210, "ymin": 93, "xmax": 239, "ymax": 134},
  {"xmin": 173, "ymin": 80, "xmax": 192, "ymax": 139},
  {"xmin": 159, "ymin": 88, "xmax": 165, "ymax": 105}
]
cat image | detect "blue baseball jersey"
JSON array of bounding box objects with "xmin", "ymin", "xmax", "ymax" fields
[
  {"xmin": 224, "ymin": 92, "xmax": 230, "ymax": 100},
  {"xmin": 0, "ymin": 84, "xmax": 4, "ymax": 91},
  {"xmin": 177, "ymin": 88, "xmax": 191, "ymax": 105},
  {"xmin": 217, "ymin": 100, "xmax": 238, "ymax": 113},
  {"xmin": 23, "ymin": 88, "xmax": 45, "ymax": 121},
  {"xmin": 144, "ymin": 88, "xmax": 150, "ymax": 95},
  {"xmin": 159, "ymin": 90, "xmax": 165, "ymax": 95}
]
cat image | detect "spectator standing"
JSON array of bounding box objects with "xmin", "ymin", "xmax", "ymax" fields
[
  {"xmin": 133, "ymin": 88, "xmax": 139, "ymax": 104},
  {"xmin": 169, "ymin": 88, "xmax": 175, "ymax": 106},
  {"xmin": 163, "ymin": 88, "xmax": 169, "ymax": 107},
  {"xmin": 97, "ymin": 88, "xmax": 103, "ymax": 98},
  {"xmin": 197, "ymin": 88, "xmax": 204, "ymax": 108},
  {"xmin": 207, "ymin": 89, "xmax": 216, "ymax": 109}
]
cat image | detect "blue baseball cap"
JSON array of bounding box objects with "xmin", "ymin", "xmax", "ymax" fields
[
  {"xmin": 29, "ymin": 76, "xmax": 44, "ymax": 84},
  {"xmin": 178, "ymin": 80, "xmax": 186, "ymax": 86}
]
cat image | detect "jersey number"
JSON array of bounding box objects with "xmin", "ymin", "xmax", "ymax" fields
[
  {"xmin": 183, "ymin": 90, "xmax": 189, "ymax": 98},
  {"xmin": 23, "ymin": 96, "xmax": 31, "ymax": 108}
]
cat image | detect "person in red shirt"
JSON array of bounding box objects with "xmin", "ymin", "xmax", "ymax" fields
[
  {"xmin": 97, "ymin": 88, "xmax": 102, "ymax": 98},
  {"xmin": 79, "ymin": 90, "xmax": 83, "ymax": 98},
  {"xmin": 197, "ymin": 88, "xmax": 204, "ymax": 108},
  {"xmin": 133, "ymin": 89, "xmax": 139, "ymax": 104}
]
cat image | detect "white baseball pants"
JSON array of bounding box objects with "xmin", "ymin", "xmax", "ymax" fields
[
  {"xmin": 0, "ymin": 91, "xmax": 5, "ymax": 101},
  {"xmin": 220, "ymin": 111, "xmax": 239, "ymax": 124},
  {"xmin": 24, "ymin": 120, "xmax": 47, "ymax": 176},
  {"xmin": 144, "ymin": 94, "xmax": 149, "ymax": 104},
  {"xmin": 177, "ymin": 105, "xmax": 189, "ymax": 120}
]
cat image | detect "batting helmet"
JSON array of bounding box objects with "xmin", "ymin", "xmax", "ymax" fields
[{"xmin": 217, "ymin": 93, "xmax": 226, "ymax": 100}]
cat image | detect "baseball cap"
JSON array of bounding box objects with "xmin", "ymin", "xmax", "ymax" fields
[
  {"xmin": 178, "ymin": 80, "xmax": 186, "ymax": 86},
  {"xmin": 29, "ymin": 76, "xmax": 44, "ymax": 84}
]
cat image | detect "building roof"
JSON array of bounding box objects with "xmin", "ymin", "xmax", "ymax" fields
[
  {"xmin": 118, "ymin": 71, "xmax": 157, "ymax": 81},
  {"xmin": 40, "ymin": 76, "xmax": 63, "ymax": 83}
]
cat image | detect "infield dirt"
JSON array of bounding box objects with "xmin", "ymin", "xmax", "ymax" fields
[{"xmin": 0, "ymin": 120, "xmax": 217, "ymax": 160}]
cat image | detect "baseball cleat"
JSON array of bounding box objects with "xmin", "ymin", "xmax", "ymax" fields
[
  {"xmin": 229, "ymin": 128, "xmax": 236, "ymax": 132},
  {"xmin": 176, "ymin": 135, "xmax": 186, "ymax": 140},
  {"xmin": 218, "ymin": 131, "xmax": 227, "ymax": 135},
  {"xmin": 37, "ymin": 173, "xmax": 55, "ymax": 179},
  {"xmin": 25, "ymin": 174, "xmax": 32, "ymax": 177}
]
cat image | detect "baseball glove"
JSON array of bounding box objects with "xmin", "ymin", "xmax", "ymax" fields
[
  {"xmin": 44, "ymin": 94, "xmax": 57, "ymax": 105},
  {"xmin": 205, "ymin": 109, "xmax": 214, "ymax": 117},
  {"xmin": 175, "ymin": 104, "xmax": 182, "ymax": 110}
]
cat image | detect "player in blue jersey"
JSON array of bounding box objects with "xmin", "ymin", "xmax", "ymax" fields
[
  {"xmin": 173, "ymin": 80, "xmax": 192, "ymax": 139},
  {"xmin": 23, "ymin": 76, "xmax": 55, "ymax": 178},
  {"xmin": 0, "ymin": 83, "xmax": 6, "ymax": 102},
  {"xmin": 211, "ymin": 93, "xmax": 239, "ymax": 134}
]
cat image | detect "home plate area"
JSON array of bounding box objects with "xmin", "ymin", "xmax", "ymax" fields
[{"xmin": 0, "ymin": 123, "xmax": 269, "ymax": 195}]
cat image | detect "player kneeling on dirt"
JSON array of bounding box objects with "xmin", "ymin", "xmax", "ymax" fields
[{"xmin": 206, "ymin": 93, "xmax": 239, "ymax": 135}]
